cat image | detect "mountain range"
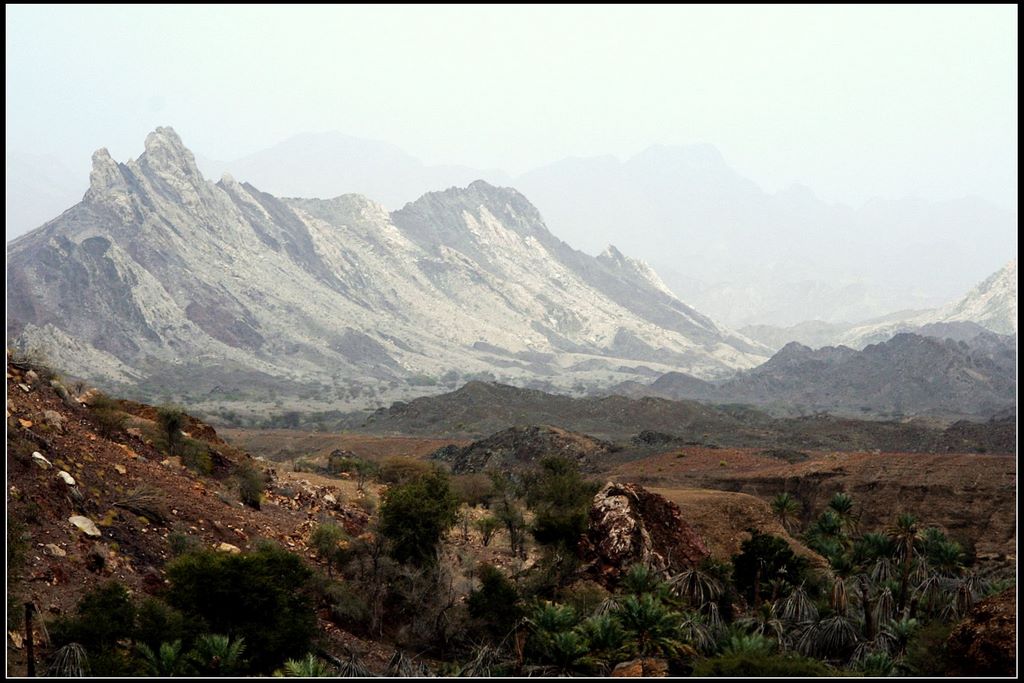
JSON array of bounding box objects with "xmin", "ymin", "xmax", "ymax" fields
[
  {"xmin": 9, "ymin": 131, "xmax": 1015, "ymax": 327},
  {"xmin": 611, "ymin": 327, "xmax": 1016, "ymax": 420},
  {"xmin": 741, "ymin": 259, "xmax": 1017, "ymax": 351},
  {"xmin": 6, "ymin": 127, "xmax": 768, "ymax": 414}
]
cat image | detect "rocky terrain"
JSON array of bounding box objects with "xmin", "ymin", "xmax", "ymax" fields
[
  {"xmin": 610, "ymin": 446, "xmax": 1016, "ymax": 562},
  {"xmin": 578, "ymin": 482, "xmax": 710, "ymax": 586},
  {"xmin": 615, "ymin": 330, "xmax": 1016, "ymax": 420},
  {"xmin": 7, "ymin": 127, "xmax": 768, "ymax": 415},
  {"xmin": 945, "ymin": 588, "xmax": 1017, "ymax": 676},
  {"xmin": 4, "ymin": 354, "xmax": 405, "ymax": 676},
  {"xmin": 355, "ymin": 380, "xmax": 1015, "ymax": 453},
  {"xmin": 431, "ymin": 425, "xmax": 615, "ymax": 474}
]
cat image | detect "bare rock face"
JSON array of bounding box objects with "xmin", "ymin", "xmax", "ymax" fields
[
  {"xmin": 610, "ymin": 657, "xmax": 669, "ymax": 677},
  {"xmin": 579, "ymin": 481, "xmax": 709, "ymax": 585},
  {"xmin": 945, "ymin": 587, "xmax": 1016, "ymax": 676}
]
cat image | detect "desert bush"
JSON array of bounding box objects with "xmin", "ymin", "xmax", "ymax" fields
[
  {"xmin": 89, "ymin": 392, "xmax": 128, "ymax": 437},
  {"xmin": 474, "ymin": 515, "xmax": 502, "ymax": 546},
  {"xmin": 692, "ymin": 652, "xmax": 831, "ymax": 676},
  {"xmin": 376, "ymin": 456, "xmax": 433, "ymax": 485},
  {"xmin": 179, "ymin": 437, "xmax": 213, "ymax": 475},
  {"xmin": 236, "ymin": 462, "xmax": 265, "ymax": 510},
  {"xmin": 732, "ymin": 530, "xmax": 810, "ymax": 604},
  {"xmin": 156, "ymin": 406, "xmax": 187, "ymax": 456},
  {"xmin": 452, "ymin": 473, "xmax": 494, "ymax": 506},
  {"xmin": 49, "ymin": 581, "xmax": 137, "ymax": 675},
  {"xmin": 379, "ymin": 469, "xmax": 459, "ymax": 566},
  {"xmin": 523, "ymin": 456, "xmax": 599, "ymax": 550},
  {"xmin": 467, "ymin": 563, "xmax": 523, "ymax": 640},
  {"xmin": 164, "ymin": 544, "xmax": 317, "ymax": 673}
]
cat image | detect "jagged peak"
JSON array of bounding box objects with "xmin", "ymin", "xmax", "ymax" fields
[
  {"xmin": 139, "ymin": 125, "xmax": 202, "ymax": 179},
  {"xmin": 598, "ymin": 244, "xmax": 626, "ymax": 262},
  {"xmin": 86, "ymin": 147, "xmax": 126, "ymax": 197}
]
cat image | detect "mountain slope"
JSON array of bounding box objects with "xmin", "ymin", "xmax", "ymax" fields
[
  {"xmin": 621, "ymin": 332, "xmax": 1016, "ymax": 420},
  {"xmin": 7, "ymin": 127, "xmax": 767, "ymax": 412}
]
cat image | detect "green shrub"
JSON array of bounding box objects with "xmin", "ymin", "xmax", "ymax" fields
[
  {"xmin": 164, "ymin": 544, "xmax": 317, "ymax": 673},
  {"xmin": 179, "ymin": 437, "xmax": 213, "ymax": 475},
  {"xmin": 237, "ymin": 462, "xmax": 265, "ymax": 510},
  {"xmin": 377, "ymin": 456, "xmax": 433, "ymax": 485},
  {"xmin": 452, "ymin": 473, "xmax": 494, "ymax": 507},
  {"xmin": 49, "ymin": 581, "xmax": 137, "ymax": 675},
  {"xmin": 156, "ymin": 406, "xmax": 187, "ymax": 456},
  {"xmin": 732, "ymin": 530, "xmax": 809, "ymax": 604},
  {"xmin": 379, "ymin": 469, "xmax": 459, "ymax": 566},
  {"xmin": 89, "ymin": 393, "xmax": 128, "ymax": 438},
  {"xmin": 692, "ymin": 652, "xmax": 831, "ymax": 676},
  {"xmin": 523, "ymin": 456, "xmax": 599, "ymax": 550},
  {"xmin": 468, "ymin": 563, "xmax": 523, "ymax": 639}
]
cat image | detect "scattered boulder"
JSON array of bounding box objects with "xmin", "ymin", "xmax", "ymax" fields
[
  {"xmin": 579, "ymin": 482, "xmax": 710, "ymax": 586},
  {"xmin": 69, "ymin": 515, "xmax": 102, "ymax": 537},
  {"xmin": 25, "ymin": 370, "xmax": 39, "ymax": 384},
  {"xmin": 43, "ymin": 409, "xmax": 65, "ymax": 432},
  {"xmin": 611, "ymin": 658, "xmax": 669, "ymax": 677},
  {"xmin": 945, "ymin": 587, "xmax": 1016, "ymax": 676},
  {"xmin": 215, "ymin": 542, "xmax": 241, "ymax": 554},
  {"xmin": 43, "ymin": 544, "xmax": 67, "ymax": 557},
  {"xmin": 57, "ymin": 471, "xmax": 76, "ymax": 486},
  {"xmin": 32, "ymin": 452, "xmax": 52, "ymax": 469}
]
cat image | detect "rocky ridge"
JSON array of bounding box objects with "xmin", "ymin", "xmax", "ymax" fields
[{"xmin": 7, "ymin": 128, "xmax": 768, "ymax": 412}]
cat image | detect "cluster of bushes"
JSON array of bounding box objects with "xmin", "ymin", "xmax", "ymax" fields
[{"xmin": 46, "ymin": 543, "xmax": 318, "ymax": 676}]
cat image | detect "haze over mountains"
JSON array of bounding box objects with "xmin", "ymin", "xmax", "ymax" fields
[
  {"xmin": 8, "ymin": 131, "xmax": 1015, "ymax": 329},
  {"xmin": 7, "ymin": 127, "xmax": 769, "ymax": 414},
  {"xmin": 742, "ymin": 259, "xmax": 1018, "ymax": 351}
]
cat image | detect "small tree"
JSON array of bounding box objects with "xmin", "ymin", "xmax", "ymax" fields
[
  {"xmin": 379, "ymin": 469, "xmax": 458, "ymax": 566},
  {"xmin": 732, "ymin": 530, "xmax": 809, "ymax": 607},
  {"xmin": 474, "ymin": 515, "xmax": 501, "ymax": 547},
  {"xmin": 309, "ymin": 522, "xmax": 348, "ymax": 577},
  {"xmin": 237, "ymin": 463, "xmax": 264, "ymax": 510},
  {"xmin": 156, "ymin": 406, "xmax": 187, "ymax": 457}
]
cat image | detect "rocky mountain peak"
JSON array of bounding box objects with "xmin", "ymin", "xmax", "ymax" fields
[
  {"xmin": 139, "ymin": 125, "xmax": 202, "ymax": 180},
  {"xmin": 85, "ymin": 147, "xmax": 125, "ymax": 196}
]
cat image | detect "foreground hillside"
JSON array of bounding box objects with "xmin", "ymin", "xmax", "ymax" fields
[{"xmin": 8, "ymin": 353, "xmax": 1016, "ymax": 676}]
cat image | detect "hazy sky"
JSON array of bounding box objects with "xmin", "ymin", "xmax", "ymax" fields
[{"xmin": 5, "ymin": 4, "xmax": 1018, "ymax": 210}]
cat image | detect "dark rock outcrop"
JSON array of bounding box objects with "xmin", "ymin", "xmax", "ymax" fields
[
  {"xmin": 579, "ymin": 482, "xmax": 709, "ymax": 585},
  {"xmin": 945, "ymin": 587, "xmax": 1016, "ymax": 676},
  {"xmin": 431, "ymin": 425, "xmax": 614, "ymax": 474}
]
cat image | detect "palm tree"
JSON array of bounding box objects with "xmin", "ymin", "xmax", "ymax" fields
[
  {"xmin": 779, "ymin": 582, "xmax": 818, "ymax": 626},
  {"xmin": 666, "ymin": 565, "xmax": 722, "ymax": 608},
  {"xmin": 136, "ymin": 640, "xmax": 193, "ymax": 676},
  {"xmin": 48, "ymin": 643, "xmax": 89, "ymax": 677},
  {"xmin": 187, "ymin": 634, "xmax": 246, "ymax": 675},
  {"xmin": 872, "ymin": 587, "xmax": 897, "ymax": 628},
  {"xmin": 827, "ymin": 492, "xmax": 858, "ymax": 535},
  {"xmin": 678, "ymin": 610, "xmax": 717, "ymax": 654},
  {"xmin": 526, "ymin": 630, "xmax": 601, "ymax": 676},
  {"xmin": 620, "ymin": 564, "xmax": 668, "ymax": 599},
  {"xmin": 736, "ymin": 602, "xmax": 785, "ymax": 643},
  {"xmin": 615, "ymin": 595, "xmax": 691, "ymax": 659},
  {"xmin": 578, "ymin": 614, "xmax": 625, "ymax": 656},
  {"xmin": 770, "ymin": 493, "xmax": 802, "ymax": 533},
  {"xmin": 887, "ymin": 513, "xmax": 921, "ymax": 615},
  {"xmin": 280, "ymin": 654, "xmax": 334, "ymax": 677},
  {"xmin": 722, "ymin": 632, "xmax": 776, "ymax": 657}
]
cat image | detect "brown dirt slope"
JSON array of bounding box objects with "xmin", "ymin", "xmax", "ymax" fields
[
  {"xmin": 612, "ymin": 446, "xmax": 1016, "ymax": 560},
  {"xmin": 4, "ymin": 357, "xmax": 394, "ymax": 675},
  {"xmin": 649, "ymin": 487, "xmax": 827, "ymax": 569}
]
